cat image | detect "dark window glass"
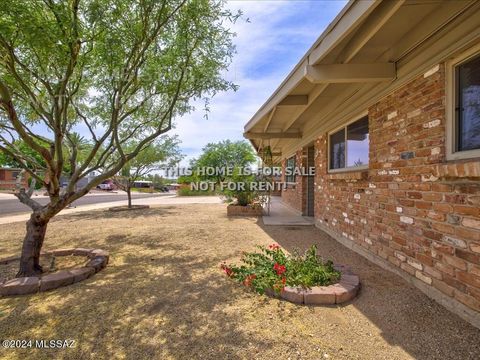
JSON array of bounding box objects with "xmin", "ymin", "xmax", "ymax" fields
[
  {"xmin": 457, "ymin": 54, "xmax": 480, "ymax": 151},
  {"xmin": 347, "ymin": 116, "xmax": 369, "ymax": 167},
  {"xmin": 330, "ymin": 128, "xmax": 345, "ymax": 169},
  {"xmin": 286, "ymin": 156, "xmax": 296, "ymax": 183}
]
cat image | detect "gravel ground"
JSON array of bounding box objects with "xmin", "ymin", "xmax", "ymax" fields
[{"xmin": 0, "ymin": 204, "xmax": 479, "ymax": 360}]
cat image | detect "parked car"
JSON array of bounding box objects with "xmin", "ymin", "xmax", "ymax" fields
[{"xmin": 97, "ymin": 181, "xmax": 114, "ymax": 191}]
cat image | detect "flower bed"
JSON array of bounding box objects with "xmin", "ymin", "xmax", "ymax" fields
[
  {"xmin": 221, "ymin": 245, "xmax": 360, "ymax": 305},
  {"xmin": 108, "ymin": 205, "xmax": 150, "ymax": 212},
  {"xmin": 0, "ymin": 248, "xmax": 109, "ymax": 296}
]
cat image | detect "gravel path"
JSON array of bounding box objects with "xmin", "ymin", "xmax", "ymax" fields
[{"xmin": 0, "ymin": 204, "xmax": 479, "ymax": 359}]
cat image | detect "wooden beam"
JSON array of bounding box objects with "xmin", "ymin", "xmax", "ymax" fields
[
  {"xmin": 259, "ymin": 151, "xmax": 282, "ymax": 157},
  {"xmin": 304, "ymin": 63, "xmax": 396, "ymax": 83},
  {"xmin": 263, "ymin": 106, "xmax": 276, "ymax": 132},
  {"xmin": 244, "ymin": 132, "xmax": 302, "ymax": 140},
  {"xmin": 282, "ymin": 84, "xmax": 328, "ymax": 131},
  {"xmin": 277, "ymin": 95, "xmax": 309, "ymax": 106},
  {"xmin": 341, "ymin": 0, "xmax": 405, "ymax": 63}
]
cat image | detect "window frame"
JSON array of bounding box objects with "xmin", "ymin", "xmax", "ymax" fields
[
  {"xmin": 285, "ymin": 155, "xmax": 296, "ymax": 184},
  {"xmin": 328, "ymin": 113, "xmax": 369, "ymax": 173},
  {"xmin": 446, "ymin": 43, "xmax": 480, "ymax": 161}
]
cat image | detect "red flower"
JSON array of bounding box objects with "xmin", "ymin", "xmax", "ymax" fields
[
  {"xmin": 268, "ymin": 244, "xmax": 280, "ymax": 250},
  {"xmin": 273, "ymin": 263, "xmax": 286, "ymax": 275}
]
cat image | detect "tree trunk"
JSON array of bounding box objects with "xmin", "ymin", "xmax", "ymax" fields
[
  {"xmin": 17, "ymin": 213, "xmax": 49, "ymax": 277},
  {"xmin": 127, "ymin": 186, "xmax": 132, "ymax": 208}
]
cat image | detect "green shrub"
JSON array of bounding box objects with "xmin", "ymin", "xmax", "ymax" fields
[
  {"xmin": 28, "ymin": 177, "xmax": 43, "ymax": 190},
  {"xmin": 177, "ymin": 186, "xmax": 216, "ymax": 196},
  {"xmin": 221, "ymin": 245, "xmax": 341, "ymax": 294}
]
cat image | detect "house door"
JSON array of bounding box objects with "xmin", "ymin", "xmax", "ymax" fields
[{"xmin": 305, "ymin": 145, "xmax": 315, "ymax": 217}]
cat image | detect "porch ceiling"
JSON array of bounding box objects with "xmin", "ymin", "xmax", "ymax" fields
[{"xmin": 244, "ymin": 0, "xmax": 478, "ymax": 164}]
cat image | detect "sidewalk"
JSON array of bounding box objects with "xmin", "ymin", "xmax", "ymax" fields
[
  {"xmin": 0, "ymin": 195, "xmax": 223, "ymax": 225},
  {"xmin": 0, "ymin": 190, "xmax": 125, "ymax": 200},
  {"xmin": 262, "ymin": 196, "xmax": 314, "ymax": 226}
]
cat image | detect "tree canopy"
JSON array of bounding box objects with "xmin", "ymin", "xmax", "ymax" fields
[
  {"xmin": 115, "ymin": 135, "xmax": 183, "ymax": 207},
  {"xmin": 187, "ymin": 140, "xmax": 257, "ymax": 183},
  {"xmin": 0, "ymin": 0, "xmax": 238, "ymax": 276}
]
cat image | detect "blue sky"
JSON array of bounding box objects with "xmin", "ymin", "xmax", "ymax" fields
[{"xmin": 174, "ymin": 0, "xmax": 347, "ymax": 165}]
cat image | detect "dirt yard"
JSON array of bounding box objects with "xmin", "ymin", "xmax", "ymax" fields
[{"xmin": 0, "ymin": 204, "xmax": 479, "ymax": 359}]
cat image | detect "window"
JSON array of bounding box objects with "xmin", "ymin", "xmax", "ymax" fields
[
  {"xmin": 329, "ymin": 116, "xmax": 369, "ymax": 171},
  {"xmin": 285, "ymin": 156, "xmax": 296, "ymax": 183},
  {"xmin": 447, "ymin": 45, "xmax": 480, "ymax": 160},
  {"xmin": 12, "ymin": 171, "xmax": 20, "ymax": 179},
  {"xmin": 455, "ymin": 54, "xmax": 480, "ymax": 152}
]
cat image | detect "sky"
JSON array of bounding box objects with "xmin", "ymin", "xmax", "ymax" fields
[{"xmin": 173, "ymin": 0, "xmax": 348, "ymax": 165}]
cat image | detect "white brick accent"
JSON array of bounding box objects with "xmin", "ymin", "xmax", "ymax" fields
[
  {"xmin": 400, "ymin": 216, "xmax": 414, "ymax": 224},
  {"xmin": 387, "ymin": 111, "xmax": 398, "ymax": 120},
  {"xmin": 423, "ymin": 119, "xmax": 441, "ymax": 129}
]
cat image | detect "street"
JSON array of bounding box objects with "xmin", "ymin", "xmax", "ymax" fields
[{"xmin": 0, "ymin": 192, "xmax": 167, "ymax": 216}]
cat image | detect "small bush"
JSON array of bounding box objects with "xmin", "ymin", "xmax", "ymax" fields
[{"xmin": 221, "ymin": 245, "xmax": 341, "ymax": 294}]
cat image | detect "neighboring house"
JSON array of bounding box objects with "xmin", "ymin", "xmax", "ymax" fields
[
  {"xmin": 0, "ymin": 167, "xmax": 28, "ymax": 190},
  {"xmin": 245, "ymin": 0, "xmax": 480, "ymax": 328}
]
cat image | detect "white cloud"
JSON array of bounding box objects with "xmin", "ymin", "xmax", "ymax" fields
[{"xmin": 172, "ymin": 1, "xmax": 347, "ymax": 165}]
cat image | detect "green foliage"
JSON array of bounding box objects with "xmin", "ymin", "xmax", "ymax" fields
[
  {"xmin": 177, "ymin": 186, "xmax": 216, "ymax": 196},
  {"xmin": 0, "ymin": 140, "xmax": 47, "ymax": 169},
  {"xmin": 221, "ymin": 245, "xmax": 341, "ymax": 294},
  {"xmin": 190, "ymin": 140, "xmax": 257, "ymax": 183},
  {"xmin": 115, "ymin": 135, "xmax": 183, "ymax": 191},
  {"xmin": 220, "ymin": 166, "xmax": 257, "ymax": 206},
  {"xmin": 27, "ymin": 177, "xmax": 42, "ymax": 190},
  {"xmin": 184, "ymin": 139, "xmax": 258, "ymax": 204}
]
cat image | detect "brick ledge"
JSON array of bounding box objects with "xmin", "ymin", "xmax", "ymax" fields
[{"xmin": 326, "ymin": 170, "xmax": 368, "ymax": 181}]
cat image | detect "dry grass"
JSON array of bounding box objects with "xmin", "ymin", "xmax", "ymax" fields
[
  {"xmin": 1, "ymin": 256, "xmax": 87, "ymax": 283},
  {"xmin": 0, "ymin": 204, "xmax": 479, "ymax": 360}
]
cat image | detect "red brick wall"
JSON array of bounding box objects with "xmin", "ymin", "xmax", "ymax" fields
[
  {"xmin": 312, "ymin": 63, "xmax": 480, "ymax": 313},
  {"xmin": 281, "ymin": 150, "xmax": 306, "ymax": 214},
  {"xmin": 0, "ymin": 169, "xmax": 28, "ymax": 190}
]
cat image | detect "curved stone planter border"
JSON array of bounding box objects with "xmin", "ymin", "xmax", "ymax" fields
[
  {"xmin": 108, "ymin": 205, "xmax": 150, "ymax": 212},
  {"xmin": 0, "ymin": 248, "xmax": 109, "ymax": 297},
  {"xmin": 266, "ymin": 264, "xmax": 360, "ymax": 305}
]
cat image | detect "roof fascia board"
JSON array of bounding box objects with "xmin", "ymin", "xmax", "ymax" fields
[{"xmin": 309, "ymin": 0, "xmax": 380, "ymax": 65}]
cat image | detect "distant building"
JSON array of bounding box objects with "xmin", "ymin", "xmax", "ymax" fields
[{"xmin": 0, "ymin": 168, "xmax": 28, "ymax": 190}]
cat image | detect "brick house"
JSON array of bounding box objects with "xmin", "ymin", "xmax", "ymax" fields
[
  {"xmin": 0, "ymin": 167, "xmax": 28, "ymax": 190},
  {"xmin": 244, "ymin": 0, "xmax": 480, "ymax": 328}
]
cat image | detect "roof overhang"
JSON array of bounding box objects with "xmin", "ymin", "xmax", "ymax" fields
[{"xmin": 244, "ymin": 0, "xmax": 480, "ymax": 164}]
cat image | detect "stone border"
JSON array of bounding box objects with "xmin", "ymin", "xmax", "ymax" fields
[
  {"xmin": 0, "ymin": 248, "xmax": 109, "ymax": 296},
  {"xmin": 266, "ymin": 264, "xmax": 360, "ymax": 305},
  {"xmin": 108, "ymin": 205, "xmax": 150, "ymax": 212}
]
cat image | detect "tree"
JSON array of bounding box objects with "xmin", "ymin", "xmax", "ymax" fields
[
  {"xmin": 187, "ymin": 140, "xmax": 256, "ymax": 183},
  {"xmin": 114, "ymin": 135, "xmax": 183, "ymax": 208},
  {"xmin": 0, "ymin": 0, "xmax": 237, "ymax": 276}
]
